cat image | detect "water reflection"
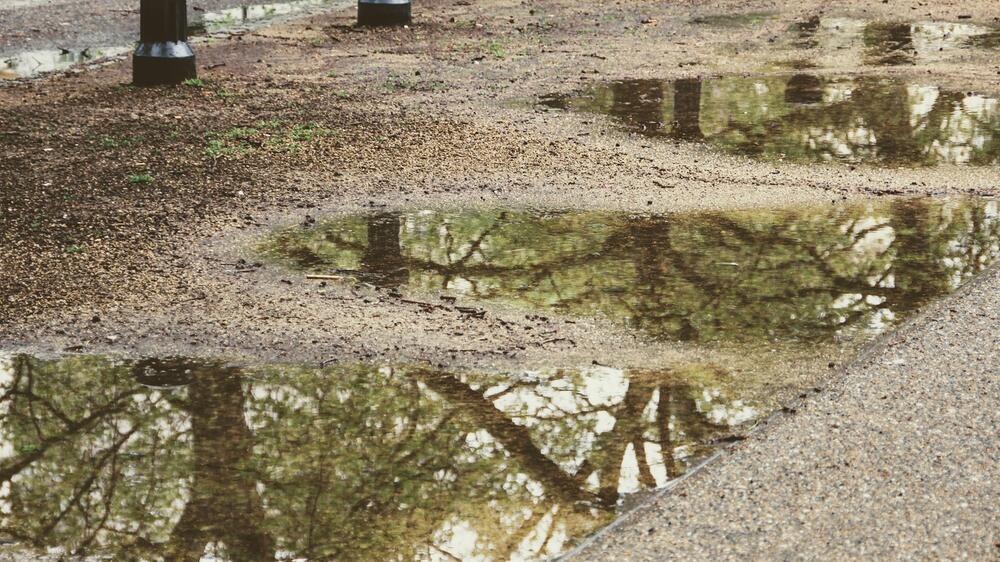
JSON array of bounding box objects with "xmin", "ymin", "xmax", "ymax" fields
[
  {"xmin": 0, "ymin": 354, "xmax": 749, "ymax": 560},
  {"xmin": 541, "ymin": 76, "xmax": 1000, "ymax": 166},
  {"xmin": 789, "ymin": 18, "xmax": 1000, "ymax": 66},
  {"xmin": 1, "ymin": 47, "xmax": 131, "ymax": 80},
  {"xmin": 1, "ymin": 0, "xmax": 344, "ymax": 80},
  {"xmin": 189, "ymin": 0, "xmax": 345, "ymax": 36},
  {"xmin": 261, "ymin": 199, "xmax": 1000, "ymax": 343}
]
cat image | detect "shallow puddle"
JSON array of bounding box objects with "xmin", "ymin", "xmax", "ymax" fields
[
  {"xmin": 789, "ymin": 18, "xmax": 1000, "ymax": 66},
  {"xmin": 1, "ymin": 0, "xmax": 347, "ymax": 80},
  {"xmin": 262, "ymin": 198, "xmax": 1000, "ymax": 344},
  {"xmin": 690, "ymin": 12, "xmax": 775, "ymax": 27},
  {"xmin": 0, "ymin": 354, "xmax": 756, "ymax": 560},
  {"xmin": 188, "ymin": 0, "xmax": 347, "ymax": 36},
  {"xmin": 540, "ymin": 75, "xmax": 1000, "ymax": 166},
  {"xmin": 1, "ymin": 46, "xmax": 132, "ymax": 80}
]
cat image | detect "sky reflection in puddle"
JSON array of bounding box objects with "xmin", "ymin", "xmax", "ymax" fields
[
  {"xmin": 0, "ymin": 354, "xmax": 752, "ymax": 560},
  {"xmin": 541, "ymin": 75, "xmax": 1000, "ymax": 166}
]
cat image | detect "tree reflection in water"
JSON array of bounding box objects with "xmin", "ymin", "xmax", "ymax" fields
[
  {"xmin": 540, "ymin": 74, "xmax": 1000, "ymax": 166},
  {"xmin": 0, "ymin": 355, "xmax": 746, "ymax": 560},
  {"xmin": 261, "ymin": 198, "xmax": 1000, "ymax": 344}
]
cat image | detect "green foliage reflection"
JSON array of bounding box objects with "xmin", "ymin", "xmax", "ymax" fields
[
  {"xmin": 541, "ymin": 75, "xmax": 1000, "ymax": 166},
  {"xmin": 260, "ymin": 199, "xmax": 1000, "ymax": 343},
  {"xmin": 0, "ymin": 355, "xmax": 748, "ymax": 560}
]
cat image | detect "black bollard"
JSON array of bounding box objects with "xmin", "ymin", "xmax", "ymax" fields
[
  {"xmin": 133, "ymin": 0, "xmax": 197, "ymax": 86},
  {"xmin": 358, "ymin": 0, "xmax": 411, "ymax": 27}
]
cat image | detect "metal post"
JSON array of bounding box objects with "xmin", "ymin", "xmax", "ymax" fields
[
  {"xmin": 358, "ymin": 0, "xmax": 411, "ymax": 27},
  {"xmin": 133, "ymin": 0, "xmax": 197, "ymax": 86}
]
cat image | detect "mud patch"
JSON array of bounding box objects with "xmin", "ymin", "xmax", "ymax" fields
[
  {"xmin": 0, "ymin": 353, "xmax": 759, "ymax": 560},
  {"xmin": 541, "ymin": 75, "xmax": 1000, "ymax": 167}
]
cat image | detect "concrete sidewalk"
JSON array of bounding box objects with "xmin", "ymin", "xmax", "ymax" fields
[{"xmin": 571, "ymin": 266, "xmax": 1000, "ymax": 561}]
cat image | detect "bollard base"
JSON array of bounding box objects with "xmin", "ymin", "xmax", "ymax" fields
[
  {"xmin": 358, "ymin": 0, "xmax": 411, "ymax": 27},
  {"xmin": 132, "ymin": 42, "xmax": 197, "ymax": 86}
]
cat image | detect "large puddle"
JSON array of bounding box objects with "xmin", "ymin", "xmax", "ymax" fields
[
  {"xmin": 0, "ymin": 354, "xmax": 755, "ymax": 560},
  {"xmin": 540, "ymin": 75, "xmax": 1000, "ymax": 166},
  {"xmin": 261, "ymin": 198, "xmax": 1000, "ymax": 343}
]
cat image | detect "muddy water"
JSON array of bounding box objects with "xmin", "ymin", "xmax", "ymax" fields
[
  {"xmin": 540, "ymin": 76, "xmax": 1000, "ymax": 166},
  {"xmin": 262, "ymin": 198, "xmax": 1000, "ymax": 344},
  {"xmin": 0, "ymin": 354, "xmax": 754, "ymax": 560}
]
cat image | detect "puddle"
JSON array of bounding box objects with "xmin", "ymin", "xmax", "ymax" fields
[
  {"xmin": 540, "ymin": 75, "xmax": 1000, "ymax": 166},
  {"xmin": 0, "ymin": 353, "xmax": 757, "ymax": 560},
  {"xmin": 690, "ymin": 12, "xmax": 775, "ymax": 27},
  {"xmin": 1, "ymin": 46, "xmax": 132, "ymax": 80},
  {"xmin": 1, "ymin": 0, "xmax": 347, "ymax": 80},
  {"xmin": 262, "ymin": 198, "xmax": 1000, "ymax": 344},
  {"xmin": 789, "ymin": 18, "xmax": 1000, "ymax": 66},
  {"xmin": 187, "ymin": 0, "xmax": 347, "ymax": 36}
]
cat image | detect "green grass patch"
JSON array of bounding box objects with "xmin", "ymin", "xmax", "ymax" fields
[
  {"xmin": 128, "ymin": 174, "xmax": 153, "ymax": 185},
  {"xmin": 100, "ymin": 136, "xmax": 134, "ymax": 149},
  {"xmin": 256, "ymin": 119, "xmax": 284, "ymax": 130},
  {"xmin": 488, "ymin": 41, "xmax": 506, "ymax": 59},
  {"xmin": 182, "ymin": 78, "xmax": 206, "ymax": 87},
  {"xmin": 205, "ymin": 121, "xmax": 335, "ymax": 159},
  {"xmin": 221, "ymin": 127, "xmax": 259, "ymax": 140}
]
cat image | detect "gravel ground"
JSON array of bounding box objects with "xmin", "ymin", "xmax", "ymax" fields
[{"xmin": 570, "ymin": 264, "xmax": 1000, "ymax": 561}]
